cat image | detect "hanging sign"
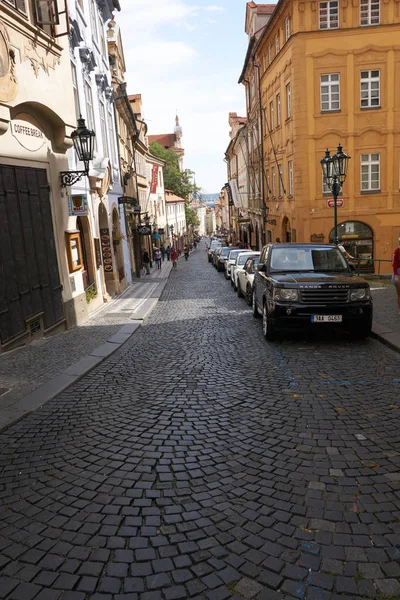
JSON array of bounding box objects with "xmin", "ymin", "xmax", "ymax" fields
[
  {"xmin": 69, "ymin": 194, "xmax": 88, "ymax": 216},
  {"xmin": 100, "ymin": 228, "xmax": 113, "ymax": 272},
  {"xmin": 229, "ymin": 179, "xmax": 242, "ymax": 209},
  {"xmin": 137, "ymin": 225, "xmax": 152, "ymax": 236},
  {"xmin": 326, "ymin": 198, "xmax": 344, "ymax": 208},
  {"xmin": 150, "ymin": 165, "xmax": 159, "ymax": 194}
]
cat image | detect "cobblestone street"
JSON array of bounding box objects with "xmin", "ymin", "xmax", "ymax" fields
[{"xmin": 0, "ymin": 247, "xmax": 400, "ymax": 600}]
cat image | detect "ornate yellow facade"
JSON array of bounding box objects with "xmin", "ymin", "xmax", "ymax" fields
[{"xmin": 245, "ymin": 0, "xmax": 400, "ymax": 270}]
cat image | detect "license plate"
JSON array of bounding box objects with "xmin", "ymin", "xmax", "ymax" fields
[{"xmin": 312, "ymin": 315, "xmax": 342, "ymax": 323}]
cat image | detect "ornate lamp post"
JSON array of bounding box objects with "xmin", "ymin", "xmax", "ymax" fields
[
  {"xmin": 60, "ymin": 115, "xmax": 96, "ymax": 187},
  {"xmin": 321, "ymin": 144, "xmax": 351, "ymax": 245}
]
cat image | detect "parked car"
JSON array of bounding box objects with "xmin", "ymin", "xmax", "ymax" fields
[
  {"xmin": 237, "ymin": 256, "xmax": 260, "ymax": 304},
  {"xmin": 231, "ymin": 251, "xmax": 259, "ymax": 290},
  {"xmin": 208, "ymin": 240, "xmax": 222, "ymax": 262},
  {"xmin": 215, "ymin": 247, "xmax": 231, "ymax": 271},
  {"xmin": 224, "ymin": 249, "xmax": 246, "ymax": 280},
  {"xmin": 212, "ymin": 247, "xmax": 222, "ymax": 268},
  {"xmin": 252, "ymin": 243, "xmax": 373, "ymax": 341}
]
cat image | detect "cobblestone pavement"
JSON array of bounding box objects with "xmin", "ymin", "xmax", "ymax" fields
[
  {"xmin": 0, "ymin": 247, "xmax": 400, "ymax": 600},
  {"xmin": 0, "ymin": 261, "xmax": 172, "ymax": 414}
]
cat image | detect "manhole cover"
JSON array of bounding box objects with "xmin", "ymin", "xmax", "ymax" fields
[{"xmin": 0, "ymin": 388, "xmax": 10, "ymax": 397}]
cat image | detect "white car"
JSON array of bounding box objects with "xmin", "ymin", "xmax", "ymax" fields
[
  {"xmin": 231, "ymin": 251, "xmax": 258, "ymax": 290},
  {"xmin": 224, "ymin": 249, "xmax": 246, "ymax": 280},
  {"xmin": 237, "ymin": 256, "xmax": 260, "ymax": 305}
]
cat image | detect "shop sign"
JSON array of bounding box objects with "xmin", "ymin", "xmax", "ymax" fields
[
  {"xmin": 11, "ymin": 118, "xmax": 46, "ymax": 152},
  {"xmin": 150, "ymin": 165, "xmax": 159, "ymax": 194},
  {"xmin": 69, "ymin": 194, "xmax": 88, "ymax": 216},
  {"xmin": 137, "ymin": 225, "xmax": 152, "ymax": 236},
  {"xmin": 100, "ymin": 228, "xmax": 113, "ymax": 272},
  {"xmin": 326, "ymin": 198, "xmax": 344, "ymax": 208}
]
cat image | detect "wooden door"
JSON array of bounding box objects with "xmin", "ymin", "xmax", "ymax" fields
[{"xmin": 0, "ymin": 165, "xmax": 63, "ymax": 345}]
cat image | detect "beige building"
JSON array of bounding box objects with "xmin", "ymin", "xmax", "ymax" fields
[{"xmin": 0, "ymin": 0, "xmax": 77, "ymax": 351}]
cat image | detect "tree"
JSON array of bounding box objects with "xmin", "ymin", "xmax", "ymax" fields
[{"xmin": 149, "ymin": 142, "xmax": 200, "ymax": 201}]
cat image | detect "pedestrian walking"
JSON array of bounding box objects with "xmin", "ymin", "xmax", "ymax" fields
[
  {"xmin": 171, "ymin": 248, "xmax": 178, "ymax": 269},
  {"xmin": 184, "ymin": 245, "xmax": 189, "ymax": 261},
  {"xmin": 142, "ymin": 250, "xmax": 151, "ymax": 275},
  {"xmin": 160, "ymin": 244, "xmax": 165, "ymax": 261},
  {"xmin": 392, "ymin": 245, "xmax": 400, "ymax": 314},
  {"xmin": 155, "ymin": 248, "xmax": 162, "ymax": 270},
  {"xmin": 166, "ymin": 245, "xmax": 171, "ymax": 261}
]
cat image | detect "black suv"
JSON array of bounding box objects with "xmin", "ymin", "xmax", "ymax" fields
[{"xmin": 252, "ymin": 243, "xmax": 373, "ymax": 340}]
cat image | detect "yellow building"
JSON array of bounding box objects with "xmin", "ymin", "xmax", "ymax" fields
[{"xmin": 241, "ymin": 0, "xmax": 400, "ymax": 270}]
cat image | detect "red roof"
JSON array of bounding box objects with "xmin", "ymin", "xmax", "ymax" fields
[
  {"xmin": 148, "ymin": 133, "xmax": 176, "ymax": 148},
  {"xmin": 165, "ymin": 190, "xmax": 185, "ymax": 203},
  {"xmin": 247, "ymin": 1, "xmax": 276, "ymax": 13}
]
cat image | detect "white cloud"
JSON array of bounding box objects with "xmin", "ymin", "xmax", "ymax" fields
[
  {"xmin": 125, "ymin": 41, "xmax": 196, "ymax": 69},
  {"xmin": 204, "ymin": 5, "xmax": 224, "ymax": 13}
]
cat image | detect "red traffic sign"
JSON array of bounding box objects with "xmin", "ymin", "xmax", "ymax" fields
[{"xmin": 326, "ymin": 198, "xmax": 344, "ymax": 208}]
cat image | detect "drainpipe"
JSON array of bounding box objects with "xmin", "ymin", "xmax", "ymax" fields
[{"xmin": 254, "ymin": 62, "xmax": 266, "ymax": 248}]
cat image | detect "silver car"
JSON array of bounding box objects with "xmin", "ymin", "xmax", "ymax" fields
[
  {"xmin": 230, "ymin": 251, "xmax": 258, "ymax": 290},
  {"xmin": 224, "ymin": 249, "xmax": 245, "ymax": 280},
  {"xmin": 237, "ymin": 256, "xmax": 260, "ymax": 305}
]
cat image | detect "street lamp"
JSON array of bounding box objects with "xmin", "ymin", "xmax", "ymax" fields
[
  {"xmin": 60, "ymin": 115, "xmax": 96, "ymax": 187},
  {"xmin": 321, "ymin": 144, "xmax": 351, "ymax": 245}
]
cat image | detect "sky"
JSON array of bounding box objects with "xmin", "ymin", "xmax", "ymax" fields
[{"xmin": 118, "ymin": 0, "xmax": 249, "ymax": 194}]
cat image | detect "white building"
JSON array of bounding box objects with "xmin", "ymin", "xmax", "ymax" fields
[
  {"xmin": 66, "ymin": 0, "xmax": 126, "ymax": 327},
  {"xmin": 165, "ymin": 191, "xmax": 187, "ymax": 250}
]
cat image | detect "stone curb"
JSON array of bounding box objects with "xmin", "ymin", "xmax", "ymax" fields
[
  {"xmin": 371, "ymin": 321, "xmax": 400, "ymax": 355},
  {"xmin": 0, "ymin": 270, "xmax": 174, "ymax": 434}
]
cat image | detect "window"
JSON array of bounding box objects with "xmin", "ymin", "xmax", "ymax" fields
[
  {"xmin": 71, "ymin": 62, "xmax": 80, "ymax": 120},
  {"xmin": 285, "ymin": 17, "xmax": 291, "ymax": 41},
  {"xmin": 272, "ymin": 167, "xmax": 276, "ymax": 197},
  {"xmin": 98, "ymin": 15, "xmax": 107, "ymax": 56},
  {"xmin": 277, "ymin": 94, "xmax": 281, "ymax": 126},
  {"xmin": 275, "ymin": 34, "xmax": 280, "ymax": 55},
  {"xmin": 99, "ymin": 101, "xmax": 108, "ymax": 156},
  {"xmin": 288, "ymin": 161, "xmax": 293, "ymax": 196},
  {"xmin": 266, "ymin": 170, "xmax": 270, "ymax": 196},
  {"xmin": 268, "ymin": 45, "xmax": 272, "ymax": 64},
  {"xmin": 270, "ymin": 101, "xmax": 274, "ymax": 130},
  {"xmin": 361, "ymin": 153, "xmax": 380, "ymax": 191},
  {"xmin": 4, "ymin": 0, "xmax": 27, "ymax": 13},
  {"xmin": 319, "ymin": 1, "xmax": 339, "ymax": 29},
  {"xmin": 286, "ymin": 83, "xmax": 291, "ymax": 118},
  {"xmin": 360, "ymin": 70, "xmax": 380, "ymax": 108},
  {"xmin": 90, "ymin": 0, "xmax": 98, "ymax": 42},
  {"xmin": 278, "ymin": 165, "xmax": 284, "ymax": 197},
  {"xmin": 320, "ymin": 73, "xmax": 340, "ymax": 111},
  {"xmin": 360, "ymin": 0, "xmax": 379, "ymax": 25},
  {"xmin": 84, "ymin": 80, "xmax": 97, "ymax": 150}
]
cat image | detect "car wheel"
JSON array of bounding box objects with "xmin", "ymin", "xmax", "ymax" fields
[
  {"xmin": 262, "ymin": 302, "xmax": 275, "ymax": 341},
  {"xmin": 246, "ymin": 284, "xmax": 252, "ymax": 306},
  {"xmin": 237, "ymin": 280, "xmax": 243, "ymax": 298},
  {"xmin": 252, "ymin": 289, "xmax": 260, "ymax": 318},
  {"xmin": 224, "ymin": 271, "xmax": 230, "ymax": 280}
]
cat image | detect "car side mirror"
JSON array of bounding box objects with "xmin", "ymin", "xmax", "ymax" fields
[{"xmin": 257, "ymin": 263, "xmax": 266, "ymax": 272}]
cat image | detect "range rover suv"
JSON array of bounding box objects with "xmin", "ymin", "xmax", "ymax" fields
[{"xmin": 252, "ymin": 243, "xmax": 373, "ymax": 340}]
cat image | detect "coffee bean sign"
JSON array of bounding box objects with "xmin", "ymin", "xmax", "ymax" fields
[{"xmin": 100, "ymin": 228, "xmax": 113, "ymax": 272}]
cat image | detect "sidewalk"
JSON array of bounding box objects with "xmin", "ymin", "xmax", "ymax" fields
[
  {"xmin": 371, "ymin": 283, "xmax": 400, "ymax": 352},
  {"xmin": 0, "ymin": 259, "xmax": 174, "ymax": 432}
]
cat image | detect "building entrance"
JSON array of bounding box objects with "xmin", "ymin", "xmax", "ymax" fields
[{"xmin": 0, "ymin": 165, "xmax": 63, "ymax": 347}]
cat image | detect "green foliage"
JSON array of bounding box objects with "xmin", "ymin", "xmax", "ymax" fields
[
  {"xmin": 149, "ymin": 142, "xmax": 200, "ymax": 201},
  {"xmin": 185, "ymin": 202, "xmax": 200, "ymax": 227}
]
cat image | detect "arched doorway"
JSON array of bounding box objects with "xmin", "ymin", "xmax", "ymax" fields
[
  {"xmin": 77, "ymin": 216, "xmax": 95, "ymax": 290},
  {"xmin": 282, "ymin": 216, "xmax": 291, "ymax": 242},
  {"xmin": 329, "ymin": 221, "xmax": 374, "ymax": 271},
  {"xmin": 112, "ymin": 207, "xmax": 125, "ymax": 284}
]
